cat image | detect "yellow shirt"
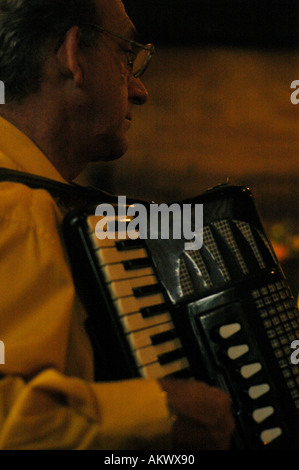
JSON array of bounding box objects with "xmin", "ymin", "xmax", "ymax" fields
[{"xmin": 0, "ymin": 116, "xmax": 171, "ymax": 449}]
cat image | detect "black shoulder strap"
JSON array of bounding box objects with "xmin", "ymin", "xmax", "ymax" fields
[{"xmin": 0, "ymin": 167, "xmax": 117, "ymax": 209}]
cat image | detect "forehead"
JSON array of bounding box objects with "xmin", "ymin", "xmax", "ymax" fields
[{"xmin": 96, "ymin": 0, "xmax": 136, "ymax": 38}]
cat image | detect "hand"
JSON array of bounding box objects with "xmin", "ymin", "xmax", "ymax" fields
[{"xmin": 159, "ymin": 378, "xmax": 235, "ymax": 450}]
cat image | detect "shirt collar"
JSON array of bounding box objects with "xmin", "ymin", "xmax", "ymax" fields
[{"xmin": 0, "ymin": 115, "xmax": 68, "ymax": 184}]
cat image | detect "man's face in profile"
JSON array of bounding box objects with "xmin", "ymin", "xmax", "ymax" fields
[{"xmin": 80, "ymin": 0, "xmax": 148, "ymax": 164}]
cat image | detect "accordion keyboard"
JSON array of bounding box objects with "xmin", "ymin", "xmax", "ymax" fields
[{"xmin": 87, "ymin": 216, "xmax": 192, "ymax": 379}]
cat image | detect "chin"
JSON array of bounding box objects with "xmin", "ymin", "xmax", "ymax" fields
[
  {"xmin": 103, "ymin": 135, "xmax": 129, "ymax": 162},
  {"xmin": 89, "ymin": 131, "xmax": 129, "ymax": 163}
]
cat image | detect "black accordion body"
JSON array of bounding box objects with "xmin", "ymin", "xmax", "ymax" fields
[{"xmin": 63, "ymin": 184, "xmax": 299, "ymax": 450}]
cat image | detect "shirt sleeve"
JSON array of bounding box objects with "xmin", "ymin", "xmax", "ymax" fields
[
  {"xmin": 0, "ymin": 183, "xmax": 171, "ymax": 449},
  {"xmin": 0, "ymin": 371, "xmax": 171, "ymax": 450}
]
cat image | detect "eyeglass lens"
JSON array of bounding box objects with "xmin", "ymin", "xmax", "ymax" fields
[{"xmin": 133, "ymin": 49, "xmax": 151, "ymax": 77}]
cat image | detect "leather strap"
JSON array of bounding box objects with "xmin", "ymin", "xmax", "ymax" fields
[{"xmin": 0, "ymin": 167, "xmax": 116, "ymax": 209}]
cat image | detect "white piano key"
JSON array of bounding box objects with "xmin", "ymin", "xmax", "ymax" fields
[
  {"xmin": 101, "ymin": 263, "xmax": 154, "ymax": 282},
  {"xmin": 114, "ymin": 293, "xmax": 166, "ymax": 316},
  {"xmin": 108, "ymin": 275, "xmax": 159, "ymax": 299},
  {"xmin": 87, "ymin": 216, "xmax": 133, "ymax": 246},
  {"xmin": 135, "ymin": 339, "xmax": 183, "ymax": 367},
  {"xmin": 127, "ymin": 321, "xmax": 175, "ymax": 350},
  {"xmin": 95, "ymin": 247, "xmax": 148, "ymax": 265},
  {"xmin": 227, "ymin": 344, "xmax": 249, "ymax": 360},
  {"xmin": 140, "ymin": 357, "xmax": 190, "ymax": 378},
  {"xmin": 95, "ymin": 232, "xmax": 134, "ymax": 247},
  {"xmin": 240, "ymin": 362, "xmax": 262, "ymax": 379},
  {"xmin": 121, "ymin": 311, "xmax": 173, "ymax": 333},
  {"xmin": 87, "ymin": 214, "xmax": 134, "ymax": 229},
  {"xmin": 248, "ymin": 383, "xmax": 270, "ymax": 400},
  {"xmin": 219, "ymin": 323, "xmax": 241, "ymax": 339},
  {"xmin": 252, "ymin": 406, "xmax": 275, "ymax": 424},
  {"xmin": 88, "ymin": 231, "xmax": 119, "ymax": 249},
  {"xmin": 87, "ymin": 215, "xmax": 106, "ymax": 233},
  {"xmin": 260, "ymin": 427, "xmax": 282, "ymax": 445}
]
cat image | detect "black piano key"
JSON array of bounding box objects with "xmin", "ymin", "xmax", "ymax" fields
[
  {"xmin": 150, "ymin": 328, "xmax": 178, "ymax": 345},
  {"xmin": 209, "ymin": 224, "xmax": 244, "ymax": 278},
  {"xmin": 165, "ymin": 367, "xmax": 193, "ymax": 379},
  {"xmin": 251, "ymin": 227, "xmax": 276, "ymax": 267},
  {"xmin": 133, "ymin": 283, "xmax": 162, "ymax": 298},
  {"xmin": 158, "ymin": 348, "xmax": 186, "ymax": 365},
  {"xmin": 140, "ymin": 303, "xmax": 169, "ymax": 318},
  {"xmin": 228, "ymin": 221, "xmax": 260, "ymax": 273},
  {"xmin": 200, "ymin": 244, "xmax": 226, "ymax": 285},
  {"xmin": 123, "ymin": 257, "xmax": 152, "ymax": 270},
  {"xmin": 115, "ymin": 239, "xmax": 145, "ymax": 251}
]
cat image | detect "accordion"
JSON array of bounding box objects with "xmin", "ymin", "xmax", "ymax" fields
[{"xmin": 63, "ymin": 184, "xmax": 299, "ymax": 450}]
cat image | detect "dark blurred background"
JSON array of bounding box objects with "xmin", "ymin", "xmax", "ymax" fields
[
  {"xmin": 79, "ymin": 1, "xmax": 299, "ymax": 295},
  {"xmin": 124, "ymin": 0, "xmax": 298, "ymax": 49}
]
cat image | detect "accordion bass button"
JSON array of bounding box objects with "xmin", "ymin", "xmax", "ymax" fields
[
  {"xmin": 248, "ymin": 383, "xmax": 270, "ymax": 400},
  {"xmin": 252, "ymin": 406, "xmax": 275, "ymax": 424},
  {"xmin": 232, "ymin": 362, "xmax": 262, "ymax": 383},
  {"xmin": 227, "ymin": 344, "xmax": 249, "ymax": 360},
  {"xmin": 210, "ymin": 323, "xmax": 242, "ymax": 342},
  {"xmin": 221, "ymin": 344, "xmax": 250, "ymax": 362},
  {"xmin": 239, "ymin": 383, "xmax": 270, "ymax": 404},
  {"xmin": 217, "ymin": 346, "xmax": 251, "ymax": 374},
  {"xmin": 240, "ymin": 362, "xmax": 262, "ymax": 379},
  {"xmin": 217, "ymin": 344, "xmax": 249, "ymax": 364},
  {"xmin": 243, "ymin": 406, "xmax": 275, "ymax": 428},
  {"xmin": 219, "ymin": 323, "xmax": 242, "ymax": 339},
  {"xmin": 259, "ymin": 427, "xmax": 282, "ymax": 446}
]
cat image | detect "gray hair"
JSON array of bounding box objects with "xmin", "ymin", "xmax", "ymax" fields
[{"xmin": 0, "ymin": 0, "xmax": 99, "ymax": 102}]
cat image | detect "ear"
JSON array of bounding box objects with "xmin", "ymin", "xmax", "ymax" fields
[{"xmin": 56, "ymin": 26, "xmax": 84, "ymax": 87}]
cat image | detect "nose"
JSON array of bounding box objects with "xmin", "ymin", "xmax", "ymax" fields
[{"xmin": 128, "ymin": 76, "xmax": 148, "ymax": 105}]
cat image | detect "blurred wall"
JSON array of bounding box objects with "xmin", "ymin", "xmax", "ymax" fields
[
  {"xmin": 123, "ymin": 0, "xmax": 298, "ymax": 49},
  {"xmin": 80, "ymin": 1, "xmax": 298, "ymax": 212},
  {"xmin": 82, "ymin": 46, "xmax": 298, "ymax": 216}
]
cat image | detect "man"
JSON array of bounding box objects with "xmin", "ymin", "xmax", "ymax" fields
[{"xmin": 0, "ymin": 0, "xmax": 234, "ymax": 449}]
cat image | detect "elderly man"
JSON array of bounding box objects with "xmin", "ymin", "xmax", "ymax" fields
[{"xmin": 0, "ymin": 0, "xmax": 234, "ymax": 449}]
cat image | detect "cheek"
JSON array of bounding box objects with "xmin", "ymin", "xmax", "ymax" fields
[
  {"xmin": 87, "ymin": 69, "xmax": 129, "ymax": 131},
  {"xmin": 105, "ymin": 87, "xmax": 129, "ymax": 128}
]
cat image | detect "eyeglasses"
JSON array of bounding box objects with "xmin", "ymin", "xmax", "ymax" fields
[{"xmin": 82, "ymin": 24, "xmax": 155, "ymax": 78}]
